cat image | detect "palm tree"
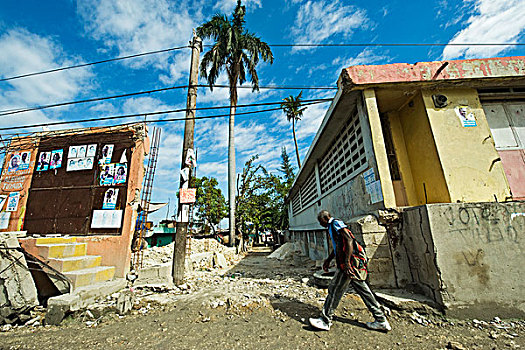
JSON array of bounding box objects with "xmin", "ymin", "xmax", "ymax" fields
[
  {"xmin": 196, "ymin": 0, "xmax": 273, "ymax": 247},
  {"xmin": 281, "ymin": 91, "xmax": 307, "ymax": 168}
]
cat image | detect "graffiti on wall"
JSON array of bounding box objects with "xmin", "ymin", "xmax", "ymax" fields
[{"xmin": 442, "ymin": 202, "xmax": 525, "ymax": 244}]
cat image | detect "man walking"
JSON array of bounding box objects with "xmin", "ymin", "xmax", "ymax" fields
[{"xmin": 309, "ymin": 210, "xmax": 391, "ymax": 332}]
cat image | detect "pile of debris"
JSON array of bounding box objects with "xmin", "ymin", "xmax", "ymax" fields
[
  {"xmin": 0, "ymin": 233, "xmax": 39, "ymax": 326},
  {"xmin": 141, "ymin": 238, "xmax": 241, "ymax": 271}
]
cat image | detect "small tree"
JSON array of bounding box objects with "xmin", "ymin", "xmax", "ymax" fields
[
  {"xmin": 193, "ymin": 176, "xmax": 227, "ymax": 235},
  {"xmin": 281, "ymin": 91, "xmax": 307, "ymax": 168}
]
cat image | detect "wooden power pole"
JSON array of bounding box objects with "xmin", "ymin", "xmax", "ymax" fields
[{"xmin": 172, "ymin": 33, "xmax": 202, "ymax": 285}]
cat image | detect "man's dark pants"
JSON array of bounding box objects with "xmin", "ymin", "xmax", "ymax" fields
[{"xmin": 321, "ymin": 268, "xmax": 386, "ymax": 323}]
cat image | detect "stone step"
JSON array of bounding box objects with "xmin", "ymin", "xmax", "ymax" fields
[
  {"xmin": 37, "ymin": 243, "xmax": 87, "ymax": 259},
  {"xmin": 34, "ymin": 237, "xmax": 77, "ymax": 245},
  {"xmin": 47, "ymin": 255, "xmax": 102, "ymax": 273},
  {"xmin": 64, "ymin": 266, "xmax": 116, "ymax": 289}
]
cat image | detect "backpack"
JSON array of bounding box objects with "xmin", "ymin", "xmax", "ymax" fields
[{"xmin": 331, "ymin": 221, "xmax": 368, "ymax": 280}]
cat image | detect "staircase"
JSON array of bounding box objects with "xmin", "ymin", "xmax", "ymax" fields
[{"xmin": 34, "ymin": 237, "xmax": 115, "ymax": 290}]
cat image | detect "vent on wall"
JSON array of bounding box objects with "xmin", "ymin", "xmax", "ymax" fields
[{"xmin": 318, "ymin": 108, "xmax": 367, "ymax": 193}]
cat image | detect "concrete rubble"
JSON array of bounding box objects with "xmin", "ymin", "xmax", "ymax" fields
[{"xmin": 0, "ymin": 233, "xmax": 38, "ymax": 325}]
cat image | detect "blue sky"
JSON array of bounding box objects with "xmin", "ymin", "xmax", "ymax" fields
[{"xmin": 0, "ymin": 0, "xmax": 524, "ymax": 223}]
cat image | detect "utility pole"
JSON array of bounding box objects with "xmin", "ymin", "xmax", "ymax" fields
[{"xmin": 172, "ymin": 33, "xmax": 202, "ymax": 285}]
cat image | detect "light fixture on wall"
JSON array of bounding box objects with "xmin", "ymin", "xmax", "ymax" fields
[{"xmin": 432, "ymin": 94, "xmax": 448, "ymax": 108}]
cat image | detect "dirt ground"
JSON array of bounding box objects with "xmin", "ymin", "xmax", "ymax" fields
[{"xmin": 1, "ymin": 246, "xmax": 523, "ymax": 350}]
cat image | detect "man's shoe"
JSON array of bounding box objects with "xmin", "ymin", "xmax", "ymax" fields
[
  {"xmin": 366, "ymin": 320, "xmax": 392, "ymax": 332},
  {"xmin": 309, "ymin": 317, "xmax": 331, "ymax": 331}
]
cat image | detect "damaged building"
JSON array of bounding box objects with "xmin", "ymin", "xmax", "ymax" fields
[
  {"xmin": 0, "ymin": 124, "xmax": 148, "ymax": 324},
  {"xmin": 286, "ymin": 56, "xmax": 525, "ymax": 318}
]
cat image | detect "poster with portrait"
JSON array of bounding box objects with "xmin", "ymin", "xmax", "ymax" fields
[
  {"xmin": 455, "ymin": 106, "xmax": 477, "ymax": 127},
  {"xmin": 102, "ymin": 188, "xmax": 119, "ymax": 210},
  {"xmin": 6, "ymin": 192, "xmax": 20, "ymax": 212},
  {"xmin": 86, "ymin": 144, "xmax": 97, "ymax": 158},
  {"xmin": 77, "ymin": 145, "xmax": 87, "ymax": 158},
  {"xmin": 67, "ymin": 158, "xmax": 78, "ymax": 171},
  {"xmin": 50, "ymin": 150, "xmax": 63, "ymax": 169},
  {"xmin": 99, "ymin": 144, "xmax": 114, "ymax": 165},
  {"xmin": 100, "ymin": 164, "xmax": 115, "ymax": 185},
  {"xmin": 68, "ymin": 146, "xmax": 79, "ymax": 159},
  {"xmin": 36, "ymin": 152, "xmax": 51, "ymax": 171},
  {"xmin": 114, "ymin": 163, "xmax": 127, "ymax": 184},
  {"xmin": 83, "ymin": 157, "xmax": 94, "ymax": 170},
  {"xmin": 8, "ymin": 153, "xmax": 20, "ymax": 172},
  {"xmin": 19, "ymin": 151, "xmax": 31, "ymax": 170}
]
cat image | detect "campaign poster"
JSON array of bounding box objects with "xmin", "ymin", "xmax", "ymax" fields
[
  {"xmin": 84, "ymin": 157, "xmax": 94, "ymax": 170},
  {"xmin": 102, "ymin": 188, "xmax": 119, "ymax": 210},
  {"xmin": 6, "ymin": 192, "xmax": 20, "ymax": 212},
  {"xmin": 86, "ymin": 144, "xmax": 97, "ymax": 158},
  {"xmin": 19, "ymin": 151, "xmax": 31, "ymax": 170},
  {"xmin": 114, "ymin": 163, "xmax": 127, "ymax": 184},
  {"xmin": 8, "ymin": 153, "xmax": 20, "ymax": 172},
  {"xmin": 77, "ymin": 145, "xmax": 87, "ymax": 158},
  {"xmin": 36, "ymin": 152, "xmax": 50, "ymax": 171},
  {"xmin": 99, "ymin": 144, "xmax": 114, "ymax": 165},
  {"xmin": 68, "ymin": 146, "xmax": 79, "ymax": 159},
  {"xmin": 91, "ymin": 210, "xmax": 123, "ymax": 228},
  {"xmin": 455, "ymin": 106, "xmax": 477, "ymax": 127},
  {"xmin": 67, "ymin": 158, "xmax": 78, "ymax": 171},
  {"xmin": 100, "ymin": 164, "xmax": 115, "ymax": 185},
  {"xmin": 50, "ymin": 150, "xmax": 63, "ymax": 169}
]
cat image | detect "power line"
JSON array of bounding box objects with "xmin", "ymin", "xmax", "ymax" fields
[
  {"xmin": 0, "ymin": 45, "xmax": 189, "ymax": 83},
  {"xmin": 0, "ymin": 84, "xmax": 336, "ymax": 117},
  {"xmin": 1, "ymin": 42, "xmax": 523, "ymax": 83},
  {"xmin": 0, "ymin": 98, "xmax": 332, "ymax": 132}
]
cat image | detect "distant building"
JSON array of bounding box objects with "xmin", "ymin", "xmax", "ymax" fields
[{"xmin": 287, "ymin": 56, "xmax": 525, "ymax": 317}]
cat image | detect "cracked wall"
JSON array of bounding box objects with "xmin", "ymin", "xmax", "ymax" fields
[{"xmin": 396, "ymin": 201, "xmax": 525, "ymax": 318}]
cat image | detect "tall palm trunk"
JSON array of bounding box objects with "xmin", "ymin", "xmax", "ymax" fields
[
  {"xmin": 292, "ymin": 118, "xmax": 301, "ymax": 168},
  {"xmin": 228, "ymin": 70, "xmax": 239, "ymax": 247}
]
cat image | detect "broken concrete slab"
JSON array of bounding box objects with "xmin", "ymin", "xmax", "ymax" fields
[
  {"xmin": 46, "ymin": 278, "xmax": 126, "ymax": 325},
  {"xmin": 0, "ymin": 233, "xmax": 38, "ymax": 325},
  {"xmin": 213, "ymin": 252, "xmax": 227, "ymax": 269},
  {"xmin": 134, "ymin": 263, "xmax": 173, "ymax": 287},
  {"xmin": 267, "ymin": 242, "xmax": 294, "ymax": 260}
]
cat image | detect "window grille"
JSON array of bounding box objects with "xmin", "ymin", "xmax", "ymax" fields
[
  {"xmin": 300, "ymin": 171, "xmax": 318, "ymax": 206},
  {"xmin": 318, "ymin": 108, "xmax": 366, "ymax": 193},
  {"xmin": 291, "ymin": 192, "xmax": 302, "ymax": 214}
]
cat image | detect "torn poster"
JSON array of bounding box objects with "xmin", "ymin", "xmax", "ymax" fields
[
  {"xmin": 366, "ymin": 180, "xmax": 384, "ymax": 204},
  {"xmin": 91, "ymin": 209, "xmax": 123, "ymax": 228},
  {"xmin": 362, "ymin": 168, "xmax": 375, "ymax": 186},
  {"xmin": 0, "ymin": 195, "xmax": 7, "ymax": 211},
  {"xmin": 6, "ymin": 192, "xmax": 20, "ymax": 212},
  {"xmin": 120, "ymin": 150, "xmax": 127, "ymax": 163},
  {"xmin": 102, "ymin": 188, "xmax": 119, "ymax": 210},
  {"xmin": 50, "ymin": 150, "xmax": 63, "ymax": 169},
  {"xmin": 0, "ymin": 211, "xmax": 10, "ymax": 229},
  {"xmin": 455, "ymin": 106, "xmax": 477, "ymax": 127},
  {"xmin": 180, "ymin": 168, "xmax": 189, "ymax": 182},
  {"xmin": 177, "ymin": 204, "xmax": 189, "ymax": 223},
  {"xmin": 185, "ymin": 148, "xmax": 196, "ymax": 168}
]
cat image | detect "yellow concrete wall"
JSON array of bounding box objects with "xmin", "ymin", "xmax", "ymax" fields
[
  {"xmin": 421, "ymin": 88, "xmax": 510, "ymax": 202},
  {"xmin": 395, "ymin": 93, "xmax": 451, "ymax": 205}
]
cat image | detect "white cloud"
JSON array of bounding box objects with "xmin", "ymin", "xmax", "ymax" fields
[
  {"xmin": 0, "ymin": 28, "xmax": 92, "ymax": 131},
  {"xmin": 332, "ymin": 49, "xmax": 390, "ymax": 70},
  {"xmin": 76, "ymin": 0, "xmax": 197, "ymax": 82},
  {"xmin": 213, "ymin": 0, "xmax": 262, "ymax": 14},
  {"xmin": 290, "ymin": 0, "xmax": 369, "ymax": 50},
  {"xmin": 442, "ymin": 0, "xmax": 525, "ymax": 59}
]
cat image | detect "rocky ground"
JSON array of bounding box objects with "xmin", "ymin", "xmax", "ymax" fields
[{"xmin": 1, "ymin": 242, "xmax": 524, "ymax": 350}]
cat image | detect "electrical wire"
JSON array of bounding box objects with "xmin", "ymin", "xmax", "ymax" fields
[
  {"xmin": 0, "ymin": 98, "xmax": 332, "ymax": 133},
  {"xmin": 0, "ymin": 42, "xmax": 522, "ymax": 83},
  {"xmin": 0, "ymin": 84, "xmax": 337, "ymax": 117},
  {"xmin": 0, "ymin": 45, "xmax": 189, "ymax": 83}
]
